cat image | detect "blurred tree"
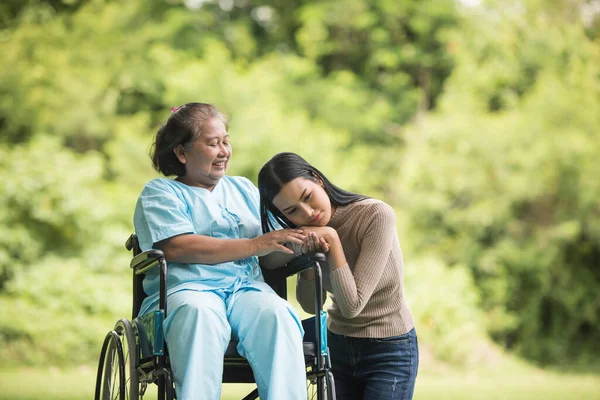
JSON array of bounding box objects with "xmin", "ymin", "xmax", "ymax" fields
[
  {"xmin": 203, "ymin": 0, "xmax": 460, "ymax": 128},
  {"xmin": 175, "ymin": 0, "xmax": 460, "ymax": 196},
  {"xmin": 2, "ymin": 0, "xmax": 597, "ymax": 368},
  {"xmin": 0, "ymin": 0, "xmax": 409, "ymax": 364},
  {"xmin": 399, "ymin": 0, "xmax": 600, "ymax": 365},
  {"xmin": 0, "ymin": 0, "xmax": 86, "ymax": 28},
  {"xmin": 293, "ymin": 0, "xmax": 458, "ymax": 124}
]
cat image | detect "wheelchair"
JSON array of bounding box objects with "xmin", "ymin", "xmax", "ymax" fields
[{"xmin": 94, "ymin": 234, "xmax": 336, "ymax": 399}]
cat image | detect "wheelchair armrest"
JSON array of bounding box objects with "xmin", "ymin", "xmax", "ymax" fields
[
  {"xmin": 261, "ymin": 252, "xmax": 327, "ymax": 282},
  {"xmin": 130, "ymin": 249, "xmax": 166, "ymax": 275},
  {"xmin": 130, "ymin": 248, "xmax": 169, "ymax": 318}
]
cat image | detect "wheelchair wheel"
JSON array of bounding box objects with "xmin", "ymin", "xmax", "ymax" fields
[
  {"xmin": 95, "ymin": 318, "xmax": 139, "ymax": 400},
  {"xmin": 307, "ymin": 370, "xmax": 335, "ymax": 400}
]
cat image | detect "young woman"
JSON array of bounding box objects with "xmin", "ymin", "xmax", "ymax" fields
[
  {"xmin": 259, "ymin": 152, "xmax": 419, "ymax": 400},
  {"xmin": 134, "ymin": 104, "xmax": 308, "ymax": 400}
]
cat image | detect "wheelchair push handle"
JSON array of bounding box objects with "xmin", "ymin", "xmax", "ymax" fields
[
  {"xmin": 125, "ymin": 234, "xmax": 136, "ymax": 252},
  {"xmin": 126, "ymin": 234, "xmax": 166, "ymax": 273}
]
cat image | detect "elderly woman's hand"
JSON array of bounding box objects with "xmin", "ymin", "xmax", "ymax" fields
[{"xmin": 251, "ymin": 229, "xmax": 306, "ymax": 257}]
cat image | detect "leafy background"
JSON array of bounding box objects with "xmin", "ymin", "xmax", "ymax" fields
[{"xmin": 0, "ymin": 0, "xmax": 599, "ymax": 397}]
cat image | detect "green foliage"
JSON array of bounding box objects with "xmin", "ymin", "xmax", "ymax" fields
[
  {"xmin": 293, "ymin": 0, "xmax": 458, "ymax": 120},
  {"xmin": 0, "ymin": 135, "xmax": 132, "ymax": 365},
  {"xmin": 0, "ymin": 0, "xmax": 598, "ymax": 369},
  {"xmin": 0, "ymin": 136, "xmax": 114, "ymax": 287},
  {"xmin": 0, "ymin": 0, "xmax": 421, "ymax": 365},
  {"xmin": 398, "ymin": 0, "xmax": 600, "ymax": 365},
  {"xmin": 405, "ymin": 257, "xmax": 490, "ymax": 366},
  {"xmin": 0, "ymin": 257, "xmax": 131, "ymax": 366}
]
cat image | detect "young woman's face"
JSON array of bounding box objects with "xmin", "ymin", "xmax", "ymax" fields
[
  {"xmin": 174, "ymin": 117, "xmax": 231, "ymax": 190},
  {"xmin": 272, "ymin": 177, "xmax": 334, "ymax": 227}
]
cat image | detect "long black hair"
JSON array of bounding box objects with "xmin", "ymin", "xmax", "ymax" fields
[{"xmin": 258, "ymin": 152, "xmax": 367, "ymax": 233}]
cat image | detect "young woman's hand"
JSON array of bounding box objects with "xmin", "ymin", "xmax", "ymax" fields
[
  {"xmin": 300, "ymin": 231, "xmax": 331, "ymax": 254},
  {"xmin": 296, "ymin": 227, "xmax": 337, "ymax": 281},
  {"xmin": 251, "ymin": 229, "xmax": 306, "ymax": 256},
  {"xmin": 300, "ymin": 226, "xmax": 339, "ymax": 250},
  {"xmin": 300, "ymin": 226, "xmax": 346, "ymax": 273}
]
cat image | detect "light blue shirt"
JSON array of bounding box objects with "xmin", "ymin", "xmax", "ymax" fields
[{"xmin": 134, "ymin": 176, "xmax": 271, "ymax": 315}]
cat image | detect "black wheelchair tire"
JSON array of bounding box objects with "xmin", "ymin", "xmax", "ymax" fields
[
  {"xmin": 95, "ymin": 319, "xmax": 139, "ymax": 400},
  {"xmin": 115, "ymin": 318, "xmax": 140, "ymax": 399}
]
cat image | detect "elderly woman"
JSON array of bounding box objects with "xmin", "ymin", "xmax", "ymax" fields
[{"xmin": 134, "ymin": 103, "xmax": 307, "ymax": 400}]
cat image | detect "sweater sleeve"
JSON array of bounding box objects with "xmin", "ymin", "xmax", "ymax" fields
[{"xmin": 329, "ymin": 202, "xmax": 396, "ymax": 319}]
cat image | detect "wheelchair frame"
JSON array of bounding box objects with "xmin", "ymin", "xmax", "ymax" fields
[{"xmin": 94, "ymin": 234, "xmax": 336, "ymax": 400}]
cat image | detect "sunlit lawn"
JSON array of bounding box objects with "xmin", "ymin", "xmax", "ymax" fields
[{"xmin": 1, "ymin": 361, "xmax": 599, "ymax": 400}]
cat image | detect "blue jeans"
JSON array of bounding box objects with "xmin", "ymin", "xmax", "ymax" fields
[{"xmin": 328, "ymin": 328, "xmax": 419, "ymax": 400}]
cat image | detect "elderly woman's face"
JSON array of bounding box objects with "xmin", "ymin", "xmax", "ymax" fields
[{"xmin": 174, "ymin": 117, "xmax": 232, "ymax": 190}]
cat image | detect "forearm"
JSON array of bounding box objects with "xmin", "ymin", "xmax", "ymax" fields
[
  {"xmin": 158, "ymin": 234, "xmax": 257, "ymax": 264},
  {"xmin": 329, "ymin": 216, "xmax": 396, "ymax": 319},
  {"xmin": 326, "ymin": 239, "xmax": 347, "ymax": 271}
]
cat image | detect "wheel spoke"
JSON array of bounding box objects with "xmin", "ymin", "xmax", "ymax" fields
[
  {"xmin": 307, "ymin": 377, "xmax": 317, "ymax": 400},
  {"xmin": 122, "ymin": 334, "xmax": 130, "ymax": 400},
  {"xmin": 106, "ymin": 346, "xmax": 116, "ymax": 400},
  {"xmin": 111, "ymin": 354, "xmax": 118, "ymax": 399}
]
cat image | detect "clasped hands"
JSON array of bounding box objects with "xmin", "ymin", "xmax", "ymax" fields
[
  {"xmin": 254, "ymin": 226, "xmax": 337, "ymax": 257},
  {"xmin": 286, "ymin": 226, "xmax": 337, "ymax": 256}
]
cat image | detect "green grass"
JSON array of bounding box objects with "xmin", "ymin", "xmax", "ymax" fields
[{"xmin": 1, "ymin": 362, "xmax": 599, "ymax": 400}]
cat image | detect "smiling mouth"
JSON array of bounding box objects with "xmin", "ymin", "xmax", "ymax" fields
[
  {"xmin": 212, "ymin": 160, "xmax": 227, "ymax": 167},
  {"xmin": 311, "ymin": 212, "xmax": 322, "ymax": 223}
]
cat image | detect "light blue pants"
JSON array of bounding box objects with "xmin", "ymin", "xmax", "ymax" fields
[{"xmin": 163, "ymin": 287, "xmax": 307, "ymax": 400}]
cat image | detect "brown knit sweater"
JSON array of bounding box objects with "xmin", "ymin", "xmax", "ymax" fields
[{"xmin": 296, "ymin": 198, "xmax": 414, "ymax": 338}]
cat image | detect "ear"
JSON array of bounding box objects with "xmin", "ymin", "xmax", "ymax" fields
[
  {"xmin": 173, "ymin": 144, "xmax": 187, "ymax": 164},
  {"xmin": 312, "ymin": 173, "xmax": 324, "ymax": 188}
]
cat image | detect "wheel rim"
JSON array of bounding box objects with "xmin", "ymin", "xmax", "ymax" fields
[
  {"xmin": 98, "ymin": 331, "xmax": 125, "ymax": 400},
  {"xmin": 95, "ymin": 319, "xmax": 139, "ymax": 400},
  {"xmin": 114, "ymin": 319, "xmax": 139, "ymax": 400}
]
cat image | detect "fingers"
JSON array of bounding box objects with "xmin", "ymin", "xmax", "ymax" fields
[
  {"xmin": 301, "ymin": 239, "xmax": 309, "ymax": 254},
  {"xmin": 301, "ymin": 232, "xmax": 321, "ymax": 253},
  {"xmin": 257, "ymin": 230, "xmax": 308, "ymax": 256},
  {"xmin": 319, "ymin": 237, "xmax": 330, "ymax": 253},
  {"xmin": 288, "ymin": 235, "xmax": 305, "ymax": 244},
  {"xmin": 285, "ymin": 229, "xmax": 305, "ymax": 241},
  {"xmin": 269, "ymin": 229, "xmax": 305, "ymax": 244},
  {"xmin": 276, "ymin": 244, "xmax": 295, "ymax": 254},
  {"xmin": 261, "ymin": 229, "xmax": 332, "ymax": 256},
  {"xmin": 310, "ymin": 232, "xmax": 319, "ymax": 251},
  {"xmin": 303, "ymin": 234, "xmax": 314, "ymax": 253}
]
